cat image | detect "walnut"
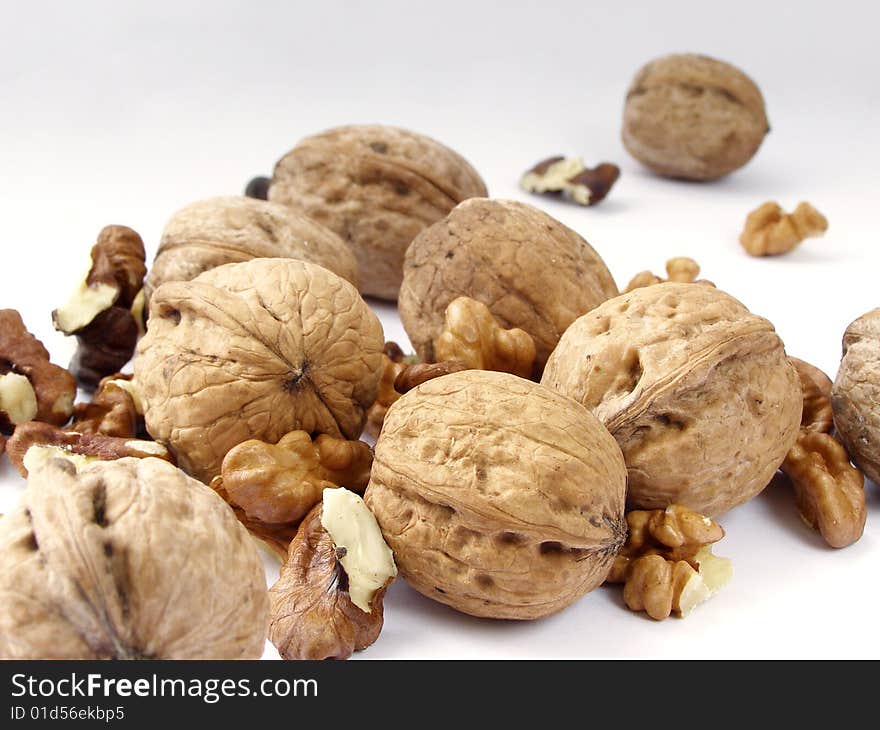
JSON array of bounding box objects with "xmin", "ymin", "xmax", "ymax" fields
[
  {"xmin": 365, "ymin": 370, "xmax": 627, "ymax": 620},
  {"xmin": 520, "ymin": 156, "xmax": 620, "ymax": 206},
  {"xmin": 624, "ymin": 257, "xmax": 713, "ymax": 293},
  {"xmin": 5, "ymin": 421, "xmax": 173, "ymax": 477},
  {"xmin": 0, "ymin": 309, "xmax": 76, "ymax": 432},
  {"xmin": 269, "ymin": 125, "xmax": 488, "ymax": 300},
  {"xmin": 393, "ymin": 360, "xmax": 468, "ymax": 394},
  {"xmin": 622, "ymin": 53, "xmax": 769, "ymax": 180},
  {"xmin": 739, "ymin": 201, "xmax": 828, "ymax": 256},
  {"xmin": 145, "ymin": 196, "xmax": 359, "ymax": 301},
  {"xmin": 542, "ymin": 282, "xmax": 803, "ymax": 516},
  {"xmin": 268, "ymin": 490, "xmax": 397, "ymax": 660},
  {"xmin": 789, "ymin": 357, "xmax": 833, "ymax": 433},
  {"xmin": 831, "ymin": 309, "xmax": 880, "ymax": 485},
  {"xmin": 52, "ymin": 226, "xmax": 146, "ymax": 387},
  {"xmin": 135, "ymin": 258, "xmax": 384, "ymax": 483},
  {"xmin": 68, "ymin": 375, "xmax": 140, "ymax": 438},
  {"xmin": 399, "ymin": 198, "xmax": 618, "ymax": 376},
  {"xmin": 0, "ymin": 454, "xmax": 268, "ymax": 658},
  {"xmin": 211, "ymin": 430, "xmax": 372, "ymax": 525}
]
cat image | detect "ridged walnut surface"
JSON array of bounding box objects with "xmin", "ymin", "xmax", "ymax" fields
[
  {"xmin": 622, "ymin": 54, "xmax": 769, "ymax": 180},
  {"xmin": 0, "ymin": 457, "xmax": 268, "ymax": 659},
  {"xmin": 269, "ymin": 125, "xmax": 488, "ymax": 300},
  {"xmin": 365, "ymin": 370, "xmax": 627, "ymax": 620},
  {"xmin": 145, "ymin": 196, "xmax": 358, "ymax": 300},
  {"xmin": 399, "ymin": 198, "xmax": 618, "ymax": 375},
  {"xmin": 135, "ymin": 258, "xmax": 384, "ymax": 483},
  {"xmin": 832, "ymin": 309, "xmax": 880, "ymax": 485},
  {"xmin": 542, "ymin": 283, "xmax": 802, "ymax": 516}
]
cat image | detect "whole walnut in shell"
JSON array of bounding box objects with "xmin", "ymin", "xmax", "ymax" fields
[
  {"xmin": 269, "ymin": 124, "xmax": 488, "ymax": 300},
  {"xmin": 135, "ymin": 258, "xmax": 384, "ymax": 483},
  {"xmin": 541, "ymin": 283, "xmax": 802, "ymax": 516},
  {"xmin": 0, "ymin": 453, "xmax": 268, "ymax": 659},
  {"xmin": 365, "ymin": 370, "xmax": 627, "ymax": 620},
  {"xmin": 399, "ymin": 198, "xmax": 618, "ymax": 376},
  {"xmin": 622, "ymin": 54, "xmax": 769, "ymax": 180},
  {"xmin": 832, "ymin": 309, "xmax": 880, "ymax": 485},
  {"xmin": 145, "ymin": 196, "xmax": 358, "ymax": 300}
]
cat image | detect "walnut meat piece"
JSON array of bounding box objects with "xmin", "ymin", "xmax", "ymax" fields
[
  {"xmin": 365, "ymin": 370, "xmax": 627, "ymax": 620},
  {"xmin": 622, "ymin": 53, "xmax": 769, "ymax": 180},
  {"xmin": 790, "ymin": 357, "xmax": 833, "ymax": 433},
  {"xmin": 145, "ymin": 196, "xmax": 359, "ymax": 300},
  {"xmin": 269, "ymin": 125, "xmax": 488, "ymax": 301},
  {"xmin": 0, "ymin": 455, "xmax": 268, "ymax": 659},
  {"xmin": 68, "ymin": 376, "xmax": 140, "ymax": 438},
  {"xmin": 399, "ymin": 198, "xmax": 618, "ymax": 376},
  {"xmin": 542, "ymin": 283, "xmax": 803, "ymax": 516},
  {"xmin": 135, "ymin": 258, "xmax": 384, "ymax": 483},
  {"xmin": 739, "ymin": 201, "xmax": 828, "ymax": 257},
  {"xmin": 832, "ymin": 309, "xmax": 880, "ymax": 485},
  {"xmin": 520, "ymin": 157, "xmax": 620, "ymax": 206}
]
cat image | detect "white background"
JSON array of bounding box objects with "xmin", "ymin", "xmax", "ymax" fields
[{"xmin": 1, "ymin": 0, "xmax": 878, "ymax": 659}]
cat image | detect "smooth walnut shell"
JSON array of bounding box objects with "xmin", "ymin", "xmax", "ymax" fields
[
  {"xmin": 269, "ymin": 125, "xmax": 488, "ymax": 301},
  {"xmin": 0, "ymin": 456, "xmax": 268, "ymax": 659},
  {"xmin": 832, "ymin": 309, "xmax": 880, "ymax": 485},
  {"xmin": 541, "ymin": 283, "xmax": 802, "ymax": 516},
  {"xmin": 145, "ymin": 196, "xmax": 358, "ymax": 300},
  {"xmin": 622, "ymin": 54, "xmax": 769, "ymax": 180},
  {"xmin": 399, "ymin": 198, "xmax": 618, "ymax": 375},
  {"xmin": 135, "ymin": 258, "xmax": 384, "ymax": 483},
  {"xmin": 365, "ymin": 370, "xmax": 627, "ymax": 620}
]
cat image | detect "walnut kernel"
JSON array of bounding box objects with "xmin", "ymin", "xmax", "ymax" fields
[{"xmin": 739, "ymin": 202, "xmax": 828, "ymax": 257}]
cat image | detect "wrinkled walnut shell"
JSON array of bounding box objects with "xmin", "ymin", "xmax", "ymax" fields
[
  {"xmin": 542, "ymin": 283, "xmax": 803, "ymax": 516},
  {"xmin": 135, "ymin": 258, "xmax": 384, "ymax": 483},
  {"xmin": 269, "ymin": 125, "xmax": 488, "ymax": 300},
  {"xmin": 365, "ymin": 370, "xmax": 627, "ymax": 620},
  {"xmin": 0, "ymin": 456, "xmax": 268, "ymax": 658},
  {"xmin": 399, "ymin": 198, "xmax": 618, "ymax": 375}
]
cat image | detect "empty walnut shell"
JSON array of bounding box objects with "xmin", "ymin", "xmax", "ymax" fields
[
  {"xmin": 135, "ymin": 258, "xmax": 384, "ymax": 483},
  {"xmin": 832, "ymin": 309, "xmax": 880, "ymax": 485},
  {"xmin": 145, "ymin": 196, "xmax": 359, "ymax": 300},
  {"xmin": 0, "ymin": 456, "xmax": 268, "ymax": 659},
  {"xmin": 622, "ymin": 53, "xmax": 769, "ymax": 180},
  {"xmin": 399, "ymin": 198, "xmax": 618, "ymax": 376},
  {"xmin": 269, "ymin": 125, "xmax": 488, "ymax": 301},
  {"xmin": 541, "ymin": 283, "xmax": 802, "ymax": 516},
  {"xmin": 365, "ymin": 370, "xmax": 627, "ymax": 620}
]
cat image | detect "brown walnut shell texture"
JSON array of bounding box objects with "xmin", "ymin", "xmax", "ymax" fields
[
  {"xmin": 0, "ymin": 457, "xmax": 268, "ymax": 659},
  {"xmin": 622, "ymin": 54, "xmax": 769, "ymax": 180},
  {"xmin": 399, "ymin": 198, "xmax": 618, "ymax": 376},
  {"xmin": 269, "ymin": 125, "xmax": 488, "ymax": 301},
  {"xmin": 144, "ymin": 196, "xmax": 359, "ymax": 300},
  {"xmin": 135, "ymin": 258, "xmax": 384, "ymax": 483},
  {"xmin": 365, "ymin": 370, "xmax": 627, "ymax": 620},
  {"xmin": 832, "ymin": 309, "xmax": 880, "ymax": 485},
  {"xmin": 541, "ymin": 283, "xmax": 802, "ymax": 516}
]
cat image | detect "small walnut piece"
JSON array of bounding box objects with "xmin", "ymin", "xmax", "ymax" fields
[
  {"xmin": 780, "ymin": 431, "xmax": 866, "ymax": 549},
  {"xmin": 740, "ymin": 202, "xmax": 828, "ymax": 257},
  {"xmin": 520, "ymin": 156, "xmax": 620, "ymax": 206},
  {"xmin": 68, "ymin": 376, "xmax": 140, "ymax": 438},
  {"xmin": 363, "ymin": 351, "xmax": 409, "ymax": 439},
  {"xmin": 0, "ymin": 309, "xmax": 76, "ymax": 429},
  {"xmin": 268, "ymin": 490, "xmax": 396, "ymax": 660},
  {"xmin": 624, "ymin": 257, "xmax": 710, "ymax": 293},
  {"xmin": 789, "ymin": 357, "xmax": 833, "ymax": 433},
  {"xmin": 212, "ymin": 430, "xmax": 372, "ymax": 525},
  {"xmin": 832, "ymin": 309, "xmax": 880, "ymax": 485},
  {"xmin": 393, "ymin": 360, "xmax": 468, "ymax": 394},
  {"xmin": 0, "ymin": 455, "xmax": 269, "ymax": 659},
  {"xmin": 434, "ymin": 297, "xmax": 536, "ymax": 378}
]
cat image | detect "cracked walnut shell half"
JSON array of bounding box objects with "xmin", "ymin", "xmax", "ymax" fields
[
  {"xmin": 365, "ymin": 369, "xmax": 627, "ymax": 620},
  {"xmin": 542, "ymin": 283, "xmax": 802, "ymax": 516},
  {"xmin": 134, "ymin": 258, "xmax": 384, "ymax": 483}
]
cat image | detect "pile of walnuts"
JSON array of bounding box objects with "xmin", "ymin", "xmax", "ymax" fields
[{"xmin": 0, "ymin": 109, "xmax": 875, "ymax": 661}]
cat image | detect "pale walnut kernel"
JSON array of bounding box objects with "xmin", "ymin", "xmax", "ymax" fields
[
  {"xmin": 789, "ymin": 357, "xmax": 833, "ymax": 433},
  {"xmin": 739, "ymin": 201, "xmax": 828, "ymax": 257},
  {"xmin": 434, "ymin": 296, "xmax": 536, "ymax": 379},
  {"xmin": 624, "ymin": 257, "xmax": 711, "ymax": 293}
]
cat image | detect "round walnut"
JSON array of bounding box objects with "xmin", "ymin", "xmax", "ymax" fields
[
  {"xmin": 541, "ymin": 283, "xmax": 802, "ymax": 516},
  {"xmin": 269, "ymin": 124, "xmax": 488, "ymax": 301},
  {"xmin": 144, "ymin": 196, "xmax": 358, "ymax": 300},
  {"xmin": 398, "ymin": 198, "xmax": 618, "ymax": 376},
  {"xmin": 135, "ymin": 258, "xmax": 384, "ymax": 483},
  {"xmin": 0, "ymin": 454, "xmax": 268, "ymax": 659},
  {"xmin": 365, "ymin": 370, "xmax": 627, "ymax": 620},
  {"xmin": 832, "ymin": 309, "xmax": 880, "ymax": 485},
  {"xmin": 622, "ymin": 53, "xmax": 769, "ymax": 180}
]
